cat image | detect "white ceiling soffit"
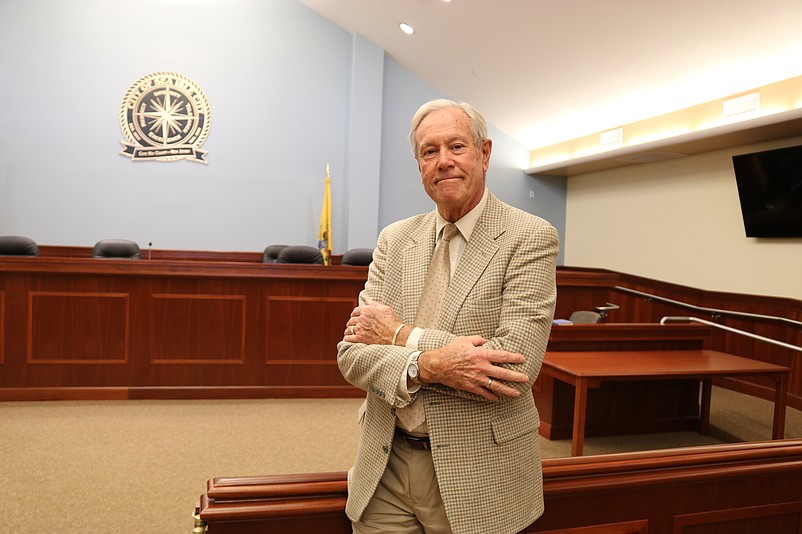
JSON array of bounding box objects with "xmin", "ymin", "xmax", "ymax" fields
[{"xmin": 297, "ymin": 0, "xmax": 802, "ymax": 151}]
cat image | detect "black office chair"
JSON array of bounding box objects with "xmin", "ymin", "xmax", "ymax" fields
[
  {"xmin": 568, "ymin": 310, "xmax": 602, "ymax": 324},
  {"xmin": 275, "ymin": 245, "xmax": 324, "ymax": 265},
  {"xmin": 262, "ymin": 244, "xmax": 289, "ymax": 263},
  {"xmin": 341, "ymin": 248, "xmax": 374, "ymax": 266},
  {"xmin": 91, "ymin": 239, "xmax": 141, "ymax": 259},
  {"xmin": 0, "ymin": 235, "xmax": 40, "ymax": 256}
]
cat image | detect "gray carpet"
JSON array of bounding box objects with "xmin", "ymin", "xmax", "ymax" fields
[{"xmin": 1, "ymin": 388, "xmax": 799, "ymax": 533}]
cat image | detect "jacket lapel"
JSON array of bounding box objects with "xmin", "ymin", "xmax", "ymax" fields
[
  {"xmin": 440, "ymin": 193, "xmax": 505, "ymax": 329},
  {"xmin": 402, "ymin": 211, "xmax": 438, "ymax": 324}
]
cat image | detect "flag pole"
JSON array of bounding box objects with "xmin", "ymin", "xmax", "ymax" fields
[{"xmin": 318, "ymin": 164, "xmax": 333, "ymax": 266}]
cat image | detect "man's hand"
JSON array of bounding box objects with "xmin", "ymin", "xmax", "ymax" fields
[
  {"xmin": 343, "ymin": 298, "xmax": 401, "ymax": 345},
  {"xmin": 419, "ymin": 336, "xmax": 528, "ymax": 401}
]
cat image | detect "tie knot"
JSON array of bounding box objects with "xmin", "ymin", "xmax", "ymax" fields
[{"xmin": 441, "ymin": 224, "xmax": 459, "ymax": 243}]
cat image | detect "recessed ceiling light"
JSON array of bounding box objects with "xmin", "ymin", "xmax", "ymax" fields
[{"xmin": 399, "ymin": 23, "xmax": 414, "ymax": 35}]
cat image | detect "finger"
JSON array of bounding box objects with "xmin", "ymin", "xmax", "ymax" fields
[
  {"xmin": 463, "ymin": 335, "xmax": 489, "ymax": 347},
  {"xmin": 492, "ymin": 383, "xmax": 522, "ymax": 398},
  {"xmin": 472, "ymin": 385, "xmax": 499, "ymax": 401},
  {"xmin": 486, "ymin": 350, "xmax": 525, "ymax": 365},
  {"xmin": 491, "ymin": 368, "xmax": 529, "ymax": 383},
  {"xmin": 485, "ymin": 376, "xmax": 523, "ymax": 398}
]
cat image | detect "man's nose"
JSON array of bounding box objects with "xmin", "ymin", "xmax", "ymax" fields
[{"xmin": 436, "ymin": 148, "xmax": 455, "ymax": 168}]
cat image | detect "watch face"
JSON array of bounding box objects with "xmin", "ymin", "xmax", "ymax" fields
[{"xmin": 408, "ymin": 364, "xmax": 419, "ymax": 378}]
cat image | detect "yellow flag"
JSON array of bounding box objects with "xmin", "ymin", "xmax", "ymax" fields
[{"xmin": 318, "ymin": 164, "xmax": 332, "ymax": 266}]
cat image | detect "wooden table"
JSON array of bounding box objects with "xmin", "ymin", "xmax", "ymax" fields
[{"xmin": 542, "ymin": 350, "xmax": 790, "ymax": 456}]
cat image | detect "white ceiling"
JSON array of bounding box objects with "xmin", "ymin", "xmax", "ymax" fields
[{"xmin": 297, "ymin": 0, "xmax": 802, "ymax": 151}]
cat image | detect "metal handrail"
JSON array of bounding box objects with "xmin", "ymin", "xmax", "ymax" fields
[
  {"xmin": 615, "ymin": 285, "xmax": 802, "ymax": 329},
  {"xmin": 660, "ymin": 316, "xmax": 802, "ymax": 353}
]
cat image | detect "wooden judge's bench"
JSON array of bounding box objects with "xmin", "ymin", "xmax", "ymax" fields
[{"xmin": 0, "ymin": 246, "xmax": 368, "ymax": 400}]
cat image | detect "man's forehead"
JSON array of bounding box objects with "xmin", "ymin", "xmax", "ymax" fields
[
  {"xmin": 417, "ymin": 112, "xmax": 471, "ymax": 145},
  {"xmin": 418, "ymin": 131, "xmax": 471, "ymax": 146}
]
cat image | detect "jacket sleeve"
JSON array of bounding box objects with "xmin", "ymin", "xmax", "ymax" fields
[{"xmin": 337, "ymin": 225, "xmax": 417, "ymax": 409}]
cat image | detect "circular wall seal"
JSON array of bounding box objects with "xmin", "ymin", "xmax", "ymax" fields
[{"xmin": 119, "ymin": 72, "xmax": 211, "ymax": 163}]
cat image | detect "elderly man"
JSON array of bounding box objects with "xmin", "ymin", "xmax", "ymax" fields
[{"xmin": 338, "ymin": 99, "xmax": 558, "ymax": 534}]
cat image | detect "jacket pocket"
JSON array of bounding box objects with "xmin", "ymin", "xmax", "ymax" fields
[{"xmin": 491, "ymin": 409, "xmax": 537, "ymax": 444}]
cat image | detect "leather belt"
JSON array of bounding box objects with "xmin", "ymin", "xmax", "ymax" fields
[{"xmin": 395, "ymin": 429, "xmax": 432, "ymax": 451}]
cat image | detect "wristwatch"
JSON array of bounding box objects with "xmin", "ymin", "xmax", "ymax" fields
[{"xmin": 407, "ymin": 351, "xmax": 422, "ymax": 384}]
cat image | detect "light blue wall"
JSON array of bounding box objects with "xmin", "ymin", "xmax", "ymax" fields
[
  {"xmin": 0, "ymin": 0, "xmax": 566, "ymax": 260},
  {"xmin": 343, "ymin": 34, "xmax": 384, "ymax": 251}
]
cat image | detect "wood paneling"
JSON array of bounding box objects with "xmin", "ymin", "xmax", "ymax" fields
[
  {"xmin": 547, "ymin": 323, "xmax": 711, "ymax": 351},
  {"xmin": 197, "ymin": 440, "xmax": 802, "ymax": 534},
  {"xmin": 28, "ymin": 291, "xmax": 130, "ymax": 363},
  {"xmin": 265, "ymin": 296, "xmax": 357, "ymax": 361},
  {"xmin": 674, "ymin": 502, "xmax": 802, "ymax": 533},
  {"xmin": 0, "ymin": 254, "xmax": 367, "ymax": 399},
  {"xmin": 151, "ymin": 293, "xmax": 247, "ymax": 363},
  {"xmin": 1, "ymin": 255, "xmax": 799, "ymax": 407}
]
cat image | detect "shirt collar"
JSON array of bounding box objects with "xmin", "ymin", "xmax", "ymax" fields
[{"xmin": 434, "ymin": 187, "xmax": 488, "ymax": 242}]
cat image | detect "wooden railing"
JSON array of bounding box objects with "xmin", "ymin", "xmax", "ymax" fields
[{"xmin": 196, "ymin": 439, "xmax": 802, "ymax": 533}]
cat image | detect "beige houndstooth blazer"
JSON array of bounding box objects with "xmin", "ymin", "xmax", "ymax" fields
[{"xmin": 338, "ymin": 191, "xmax": 558, "ymax": 534}]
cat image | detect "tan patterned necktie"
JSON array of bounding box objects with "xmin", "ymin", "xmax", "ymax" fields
[{"xmin": 397, "ymin": 223, "xmax": 459, "ymax": 432}]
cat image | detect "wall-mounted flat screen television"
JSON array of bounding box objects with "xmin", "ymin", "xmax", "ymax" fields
[{"xmin": 732, "ymin": 144, "xmax": 802, "ymax": 237}]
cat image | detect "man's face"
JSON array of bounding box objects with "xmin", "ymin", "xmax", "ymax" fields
[{"xmin": 415, "ymin": 107, "xmax": 491, "ymax": 222}]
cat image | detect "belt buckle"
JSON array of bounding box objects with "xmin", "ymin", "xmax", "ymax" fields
[{"xmin": 398, "ymin": 430, "xmax": 431, "ymax": 451}]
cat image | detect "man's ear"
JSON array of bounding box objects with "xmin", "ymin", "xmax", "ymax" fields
[{"xmin": 481, "ymin": 139, "xmax": 492, "ymax": 170}]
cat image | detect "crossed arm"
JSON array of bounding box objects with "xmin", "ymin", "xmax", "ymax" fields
[
  {"xmin": 338, "ymin": 219, "xmax": 558, "ymax": 405},
  {"xmin": 344, "ymin": 300, "xmax": 528, "ymax": 401}
]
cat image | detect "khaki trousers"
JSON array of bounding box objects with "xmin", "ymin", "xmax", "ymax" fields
[{"xmin": 352, "ymin": 433, "xmax": 453, "ymax": 534}]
